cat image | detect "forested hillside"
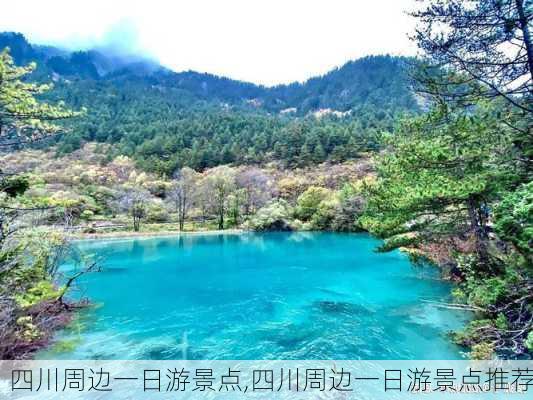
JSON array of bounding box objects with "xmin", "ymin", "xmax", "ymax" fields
[{"xmin": 0, "ymin": 32, "xmax": 418, "ymax": 174}]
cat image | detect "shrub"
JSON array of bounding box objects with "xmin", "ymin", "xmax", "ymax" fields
[
  {"xmin": 331, "ymin": 182, "xmax": 366, "ymax": 232},
  {"xmin": 80, "ymin": 210, "xmax": 94, "ymax": 221},
  {"xmin": 145, "ymin": 204, "xmax": 170, "ymax": 223},
  {"xmin": 14, "ymin": 281, "xmax": 61, "ymax": 309},
  {"xmin": 493, "ymin": 182, "xmax": 532, "ymax": 260},
  {"xmin": 310, "ymin": 197, "xmax": 339, "ymax": 230},
  {"xmin": 247, "ymin": 200, "xmax": 294, "ymax": 231},
  {"xmin": 470, "ymin": 342, "xmax": 495, "ymax": 360},
  {"xmin": 295, "ymin": 186, "xmax": 332, "ymax": 221}
]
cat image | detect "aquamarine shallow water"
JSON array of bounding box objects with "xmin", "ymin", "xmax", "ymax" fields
[{"xmin": 39, "ymin": 232, "xmax": 469, "ymax": 360}]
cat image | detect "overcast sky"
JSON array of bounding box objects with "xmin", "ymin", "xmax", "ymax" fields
[{"xmin": 0, "ymin": 0, "xmax": 419, "ymax": 86}]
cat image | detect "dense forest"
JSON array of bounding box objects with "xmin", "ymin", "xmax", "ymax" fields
[
  {"xmin": 0, "ymin": 0, "xmax": 531, "ymax": 361},
  {"xmin": 0, "ymin": 32, "xmax": 418, "ymax": 174}
]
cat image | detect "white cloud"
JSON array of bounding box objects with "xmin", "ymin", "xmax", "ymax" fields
[{"xmin": 0, "ymin": 0, "xmax": 419, "ymax": 85}]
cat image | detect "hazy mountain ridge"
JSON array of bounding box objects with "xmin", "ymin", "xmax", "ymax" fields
[
  {"xmin": 0, "ymin": 32, "xmax": 158, "ymax": 78},
  {"xmin": 0, "ymin": 32, "xmax": 419, "ymax": 173},
  {"xmin": 0, "ymin": 32, "xmax": 417, "ymax": 116}
]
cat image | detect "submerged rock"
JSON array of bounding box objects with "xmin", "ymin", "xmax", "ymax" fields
[{"xmin": 315, "ymin": 300, "xmax": 373, "ymax": 316}]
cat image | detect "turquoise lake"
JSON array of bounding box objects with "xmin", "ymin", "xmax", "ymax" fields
[{"xmin": 39, "ymin": 232, "xmax": 469, "ymax": 359}]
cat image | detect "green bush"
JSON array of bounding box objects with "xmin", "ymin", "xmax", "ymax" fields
[
  {"xmin": 295, "ymin": 186, "xmax": 332, "ymax": 221},
  {"xmin": 247, "ymin": 200, "xmax": 294, "ymax": 231},
  {"xmin": 80, "ymin": 210, "xmax": 94, "ymax": 221},
  {"xmin": 14, "ymin": 280, "xmax": 61, "ymax": 308},
  {"xmin": 145, "ymin": 204, "xmax": 170, "ymax": 223},
  {"xmin": 310, "ymin": 197, "xmax": 338, "ymax": 230},
  {"xmin": 470, "ymin": 342, "xmax": 495, "ymax": 360},
  {"xmin": 494, "ymin": 182, "xmax": 532, "ymax": 259}
]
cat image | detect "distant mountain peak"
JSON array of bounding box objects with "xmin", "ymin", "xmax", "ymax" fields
[{"xmin": 0, "ymin": 31, "xmax": 418, "ymax": 115}]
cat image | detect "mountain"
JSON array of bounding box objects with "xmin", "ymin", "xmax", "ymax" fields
[
  {"xmin": 0, "ymin": 32, "xmax": 419, "ymax": 174},
  {"xmin": 0, "ymin": 32, "xmax": 40, "ymax": 63},
  {"xmin": 0, "ymin": 32, "xmax": 417, "ymax": 114},
  {"xmin": 270, "ymin": 57, "xmax": 417, "ymax": 114}
]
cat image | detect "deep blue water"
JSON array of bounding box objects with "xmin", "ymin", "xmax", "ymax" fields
[{"xmin": 38, "ymin": 232, "xmax": 469, "ymax": 359}]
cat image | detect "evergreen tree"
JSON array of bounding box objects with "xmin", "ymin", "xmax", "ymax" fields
[
  {"xmin": 0, "ymin": 49, "xmax": 82, "ymax": 148},
  {"xmin": 361, "ymin": 101, "xmax": 517, "ymax": 267},
  {"xmin": 411, "ymin": 0, "xmax": 533, "ymax": 113}
]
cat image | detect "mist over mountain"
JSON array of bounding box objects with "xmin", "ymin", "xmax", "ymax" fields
[
  {"xmin": 0, "ymin": 32, "xmax": 417, "ymax": 113},
  {"xmin": 0, "ymin": 32, "xmax": 419, "ymax": 173},
  {"xmin": 0, "ymin": 32, "xmax": 158, "ymax": 77}
]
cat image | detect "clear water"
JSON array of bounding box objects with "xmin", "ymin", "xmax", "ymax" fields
[{"xmin": 38, "ymin": 232, "xmax": 469, "ymax": 360}]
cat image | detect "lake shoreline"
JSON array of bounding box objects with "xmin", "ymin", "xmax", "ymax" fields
[{"xmin": 69, "ymin": 228, "xmax": 246, "ymax": 241}]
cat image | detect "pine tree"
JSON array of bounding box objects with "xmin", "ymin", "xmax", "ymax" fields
[
  {"xmin": 0, "ymin": 49, "xmax": 83, "ymax": 148},
  {"xmin": 361, "ymin": 101, "xmax": 518, "ymax": 268}
]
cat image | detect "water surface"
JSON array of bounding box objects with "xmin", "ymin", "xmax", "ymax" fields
[{"xmin": 39, "ymin": 232, "xmax": 468, "ymax": 359}]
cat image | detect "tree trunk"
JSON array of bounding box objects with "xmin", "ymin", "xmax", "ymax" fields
[
  {"xmin": 232, "ymin": 198, "xmax": 240, "ymax": 226},
  {"xmin": 180, "ymin": 194, "xmax": 187, "ymax": 231},
  {"xmin": 244, "ymin": 188, "xmax": 252, "ymax": 216},
  {"xmin": 467, "ymin": 196, "xmax": 489, "ymax": 267},
  {"xmin": 218, "ymin": 207, "xmax": 224, "ymax": 230},
  {"xmin": 516, "ymin": 0, "xmax": 533, "ymax": 88},
  {"xmin": 201, "ymin": 209, "xmax": 206, "ymax": 224},
  {"xmin": 179, "ymin": 211, "xmax": 185, "ymax": 231},
  {"xmin": 177, "ymin": 206, "xmax": 183, "ymax": 231}
]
